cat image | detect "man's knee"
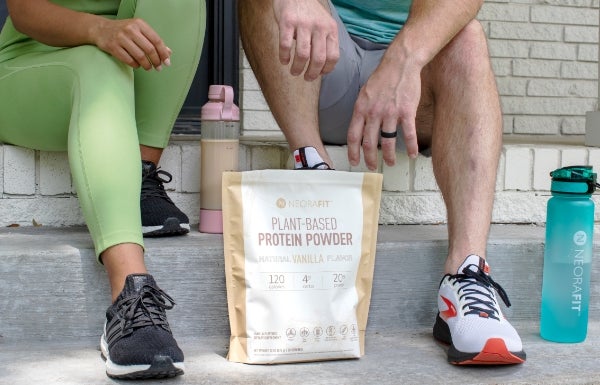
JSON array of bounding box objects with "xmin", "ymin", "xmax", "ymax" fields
[
  {"xmin": 452, "ymin": 20, "xmax": 490, "ymax": 60},
  {"xmin": 461, "ymin": 19, "xmax": 487, "ymax": 45},
  {"xmin": 432, "ymin": 19, "xmax": 491, "ymax": 80}
]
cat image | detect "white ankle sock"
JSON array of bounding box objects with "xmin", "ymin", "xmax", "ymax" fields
[{"xmin": 293, "ymin": 147, "xmax": 330, "ymax": 169}]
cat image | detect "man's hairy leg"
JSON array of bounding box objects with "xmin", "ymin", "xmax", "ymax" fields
[
  {"xmin": 238, "ymin": 0, "xmax": 333, "ymax": 166},
  {"xmin": 426, "ymin": 20, "xmax": 502, "ymax": 275}
]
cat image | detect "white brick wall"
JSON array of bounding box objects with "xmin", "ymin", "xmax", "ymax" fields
[
  {"xmin": 2, "ymin": 142, "xmax": 600, "ymax": 227},
  {"xmin": 481, "ymin": 1, "xmax": 599, "ymax": 138}
]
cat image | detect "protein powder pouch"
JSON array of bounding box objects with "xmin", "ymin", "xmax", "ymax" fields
[{"xmin": 222, "ymin": 169, "xmax": 382, "ymax": 364}]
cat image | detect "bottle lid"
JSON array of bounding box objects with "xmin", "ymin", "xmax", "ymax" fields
[
  {"xmin": 201, "ymin": 85, "xmax": 240, "ymax": 122},
  {"xmin": 550, "ymin": 165, "xmax": 597, "ymax": 195}
]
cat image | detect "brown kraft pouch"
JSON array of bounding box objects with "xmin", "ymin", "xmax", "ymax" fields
[{"xmin": 222, "ymin": 169, "xmax": 382, "ymax": 364}]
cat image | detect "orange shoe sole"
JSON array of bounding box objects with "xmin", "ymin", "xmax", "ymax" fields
[{"xmin": 451, "ymin": 338, "xmax": 526, "ymax": 365}]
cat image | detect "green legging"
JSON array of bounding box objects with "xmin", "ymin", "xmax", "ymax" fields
[{"xmin": 0, "ymin": 0, "xmax": 206, "ymax": 259}]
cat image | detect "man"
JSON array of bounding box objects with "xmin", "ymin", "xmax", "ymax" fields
[{"xmin": 238, "ymin": 0, "xmax": 526, "ymax": 365}]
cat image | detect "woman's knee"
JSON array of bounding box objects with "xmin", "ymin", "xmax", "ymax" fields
[
  {"xmin": 65, "ymin": 46, "xmax": 134, "ymax": 104},
  {"xmin": 67, "ymin": 46, "xmax": 130, "ymax": 80}
]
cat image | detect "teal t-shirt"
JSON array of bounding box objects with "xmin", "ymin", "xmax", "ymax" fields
[{"xmin": 332, "ymin": 0, "xmax": 412, "ymax": 44}]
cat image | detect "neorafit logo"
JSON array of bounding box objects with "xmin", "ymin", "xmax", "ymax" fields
[{"xmin": 276, "ymin": 197, "xmax": 332, "ymax": 209}]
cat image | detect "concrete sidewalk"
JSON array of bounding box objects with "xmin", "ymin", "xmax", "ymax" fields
[{"xmin": 2, "ymin": 323, "xmax": 600, "ymax": 385}]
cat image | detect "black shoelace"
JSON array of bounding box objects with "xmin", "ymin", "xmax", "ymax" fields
[
  {"xmin": 451, "ymin": 265, "xmax": 511, "ymax": 321},
  {"xmin": 297, "ymin": 162, "xmax": 333, "ymax": 170},
  {"xmin": 110, "ymin": 284, "xmax": 176, "ymax": 343},
  {"xmin": 141, "ymin": 168, "xmax": 174, "ymax": 202}
]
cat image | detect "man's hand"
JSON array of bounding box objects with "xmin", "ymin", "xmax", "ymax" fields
[
  {"xmin": 92, "ymin": 18, "xmax": 171, "ymax": 71},
  {"xmin": 273, "ymin": 0, "xmax": 339, "ymax": 81},
  {"xmin": 347, "ymin": 54, "xmax": 422, "ymax": 170}
]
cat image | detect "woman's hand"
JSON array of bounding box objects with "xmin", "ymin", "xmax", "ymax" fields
[{"xmin": 91, "ymin": 18, "xmax": 171, "ymax": 71}]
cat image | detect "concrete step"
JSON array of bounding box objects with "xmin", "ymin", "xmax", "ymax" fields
[
  {"xmin": 2, "ymin": 224, "xmax": 600, "ymax": 384},
  {"xmin": 4, "ymin": 323, "xmax": 600, "ymax": 385}
]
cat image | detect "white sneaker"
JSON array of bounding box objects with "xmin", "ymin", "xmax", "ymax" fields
[{"xmin": 433, "ymin": 254, "xmax": 526, "ymax": 365}]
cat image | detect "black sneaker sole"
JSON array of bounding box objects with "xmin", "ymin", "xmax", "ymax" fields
[
  {"xmin": 432, "ymin": 313, "xmax": 452, "ymax": 344},
  {"xmin": 104, "ymin": 354, "xmax": 184, "ymax": 380},
  {"xmin": 101, "ymin": 333, "xmax": 185, "ymax": 379},
  {"xmin": 143, "ymin": 217, "xmax": 190, "ymax": 237},
  {"xmin": 446, "ymin": 339, "xmax": 526, "ymax": 365},
  {"xmin": 433, "ymin": 313, "xmax": 526, "ymax": 365}
]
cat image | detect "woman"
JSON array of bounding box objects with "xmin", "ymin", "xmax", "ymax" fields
[{"xmin": 0, "ymin": 0, "xmax": 206, "ymax": 379}]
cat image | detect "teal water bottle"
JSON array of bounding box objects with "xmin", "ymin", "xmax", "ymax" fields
[{"xmin": 540, "ymin": 166, "xmax": 597, "ymax": 342}]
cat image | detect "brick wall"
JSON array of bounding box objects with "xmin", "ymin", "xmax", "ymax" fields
[
  {"xmin": 480, "ymin": 1, "xmax": 599, "ymax": 139},
  {"xmin": 3, "ymin": 142, "xmax": 600, "ymax": 227}
]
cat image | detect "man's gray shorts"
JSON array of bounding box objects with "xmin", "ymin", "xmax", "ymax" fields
[{"xmin": 319, "ymin": 2, "xmax": 390, "ymax": 146}]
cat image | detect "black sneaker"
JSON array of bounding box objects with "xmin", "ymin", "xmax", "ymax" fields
[
  {"xmin": 100, "ymin": 274, "xmax": 184, "ymax": 379},
  {"xmin": 141, "ymin": 160, "xmax": 190, "ymax": 237}
]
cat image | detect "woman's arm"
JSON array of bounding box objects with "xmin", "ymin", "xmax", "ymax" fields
[{"xmin": 7, "ymin": 0, "xmax": 171, "ymax": 70}]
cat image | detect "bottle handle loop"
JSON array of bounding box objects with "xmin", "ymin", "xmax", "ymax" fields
[{"xmin": 550, "ymin": 166, "xmax": 598, "ymax": 194}]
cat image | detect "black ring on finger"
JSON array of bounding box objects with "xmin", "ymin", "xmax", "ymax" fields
[{"xmin": 380, "ymin": 130, "xmax": 398, "ymax": 139}]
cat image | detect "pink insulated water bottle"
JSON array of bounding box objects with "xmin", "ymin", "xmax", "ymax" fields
[{"xmin": 199, "ymin": 85, "xmax": 240, "ymax": 233}]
